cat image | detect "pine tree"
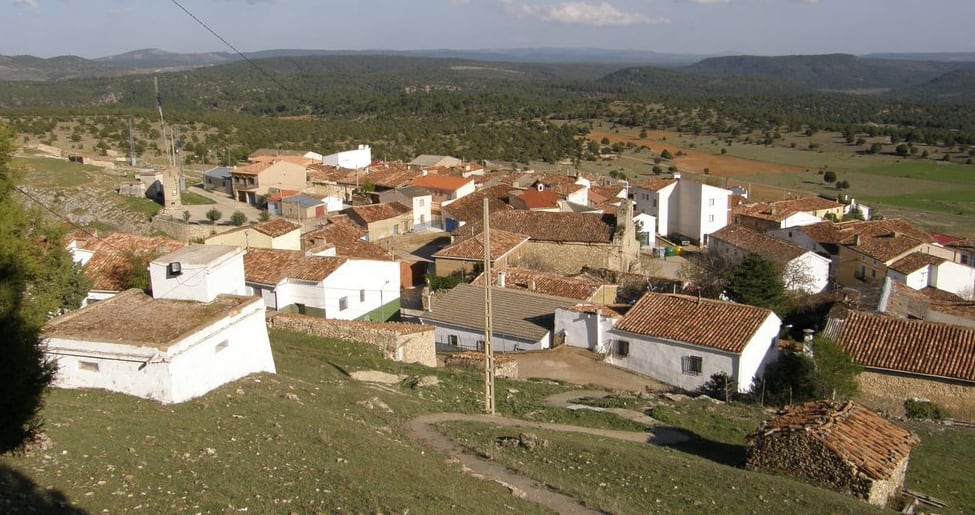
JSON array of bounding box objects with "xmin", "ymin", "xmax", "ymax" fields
[{"xmin": 724, "ymin": 253, "xmax": 791, "ymax": 316}]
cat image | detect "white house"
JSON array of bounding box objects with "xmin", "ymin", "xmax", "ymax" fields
[
  {"xmin": 418, "ymin": 283, "xmax": 576, "ymax": 352},
  {"xmin": 243, "ymin": 248, "xmax": 401, "ymax": 321},
  {"xmin": 150, "ymin": 245, "xmax": 248, "ymax": 303},
  {"xmin": 633, "ymin": 213, "xmax": 657, "ymax": 247},
  {"xmin": 379, "ymin": 186, "xmax": 434, "ymax": 231},
  {"xmin": 709, "ymin": 225, "xmax": 831, "ymax": 294},
  {"xmin": 322, "ymin": 144, "xmax": 372, "ymax": 170},
  {"xmin": 607, "ymin": 292, "xmax": 782, "ymax": 393},
  {"xmin": 68, "ymin": 232, "xmax": 185, "ymax": 304},
  {"xmin": 42, "ymin": 290, "xmax": 275, "ymax": 404},
  {"xmin": 42, "ymin": 244, "xmax": 276, "ymax": 404},
  {"xmin": 633, "ymin": 174, "xmax": 731, "ymax": 246},
  {"xmin": 888, "ymin": 252, "xmax": 975, "ymax": 300},
  {"xmin": 555, "ymin": 304, "xmax": 625, "ymax": 354}
]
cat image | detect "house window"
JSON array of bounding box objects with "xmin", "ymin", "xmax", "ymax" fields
[
  {"xmin": 78, "ymin": 360, "xmax": 100, "ymax": 372},
  {"xmin": 215, "ymin": 340, "xmax": 229, "ymax": 352},
  {"xmin": 963, "ymin": 255, "xmax": 970, "ymax": 265},
  {"xmin": 613, "ymin": 340, "xmax": 629, "ymax": 357},
  {"xmin": 708, "ymin": 198, "xmax": 715, "ymax": 206},
  {"xmin": 419, "ymin": 198, "xmax": 425, "ymax": 207},
  {"xmin": 871, "ymin": 269, "xmax": 877, "ymax": 279},
  {"xmin": 360, "ymin": 289, "xmax": 366, "ymax": 302},
  {"xmin": 681, "ymin": 355, "xmax": 703, "ymax": 375},
  {"xmin": 448, "ymin": 335, "xmax": 459, "ymax": 346},
  {"xmin": 476, "ymin": 339, "xmax": 485, "ymax": 351},
  {"xmin": 652, "ymin": 199, "xmax": 657, "ymax": 208},
  {"xmin": 708, "ymin": 214, "xmax": 715, "ymax": 223},
  {"xmin": 339, "ymin": 296, "xmax": 349, "ymax": 311}
]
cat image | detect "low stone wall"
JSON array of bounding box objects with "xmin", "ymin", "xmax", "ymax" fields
[
  {"xmin": 443, "ymin": 351, "xmax": 518, "ymax": 379},
  {"xmin": 857, "ymin": 370, "xmax": 975, "ymax": 421},
  {"xmin": 268, "ymin": 312, "xmax": 437, "ymax": 368}
]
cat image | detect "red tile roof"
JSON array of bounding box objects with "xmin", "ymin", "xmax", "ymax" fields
[
  {"xmin": 888, "ymin": 252, "xmax": 945, "ymax": 274},
  {"xmin": 301, "ymin": 218, "xmax": 394, "ymax": 261},
  {"xmin": 636, "ymin": 178, "xmax": 676, "ymax": 192},
  {"xmin": 243, "ymin": 248, "xmax": 347, "ymax": 286},
  {"xmin": 750, "ymin": 400, "xmax": 919, "ymax": 480},
  {"xmin": 81, "ymin": 233, "xmax": 185, "ymax": 292},
  {"xmin": 346, "ymin": 202, "xmax": 412, "ymax": 224},
  {"xmin": 433, "ymin": 230, "xmax": 529, "ymax": 261},
  {"xmin": 231, "ymin": 161, "xmax": 274, "ymax": 176},
  {"xmin": 441, "ymin": 184, "xmax": 513, "ymax": 225},
  {"xmin": 307, "ymin": 164, "xmax": 356, "ymax": 183},
  {"xmin": 852, "ymin": 233, "xmax": 925, "ymax": 263},
  {"xmin": 516, "ymin": 188, "xmax": 562, "ymax": 209},
  {"xmin": 615, "ymin": 293, "xmax": 775, "ymax": 353},
  {"xmin": 471, "ymin": 267, "xmax": 612, "ymax": 301},
  {"xmin": 252, "ymin": 218, "xmax": 302, "ymax": 238},
  {"xmin": 835, "ymin": 310, "xmax": 975, "ymax": 382},
  {"xmin": 710, "ymin": 225, "xmax": 807, "ymax": 263},
  {"xmin": 340, "ymin": 162, "xmax": 417, "ymax": 189}
]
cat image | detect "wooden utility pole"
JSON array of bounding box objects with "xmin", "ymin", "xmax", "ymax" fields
[{"xmin": 482, "ymin": 198, "xmax": 495, "ymax": 415}]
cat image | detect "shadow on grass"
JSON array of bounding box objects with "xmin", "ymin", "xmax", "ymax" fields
[
  {"xmin": 0, "ymin": 462, "xmax": 87, "ymax": 514},
  {"xmin": 659, "ymin": 429, "xmax": 748, "ymax": 468}
]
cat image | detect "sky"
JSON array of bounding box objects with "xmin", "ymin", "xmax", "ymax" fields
[{"xmin": 4, "ymin": 0, "xmax": 974, "ymax": 59}]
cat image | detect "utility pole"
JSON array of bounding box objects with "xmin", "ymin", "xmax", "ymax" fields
[{"xmin": 482, "ymin": 198, "xmax": 495, "ymax": 415}]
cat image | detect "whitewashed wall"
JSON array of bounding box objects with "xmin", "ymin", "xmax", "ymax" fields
[
  {"xmin": 555, "ymin": 308, "xmax": 616, "ymax": 354},
  {"xmin": 322, "ymin": 260, "xmax": 401, "ymax": 320},
  {"xmin": 150, "ymin": 247, "xmax": 246, "ymax": 302},
  {"xmin": 605, "ymin": 333, "xmax": 736, "ymax": 392}
]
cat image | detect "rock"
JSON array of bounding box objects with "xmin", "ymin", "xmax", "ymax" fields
[
  {"xmin": 350, "ymin": 370, "xmax": 407, "ymax": 384},
  {"xmin": 283, "ymin": 393, "xmax": 300, "ymax": 401},
  {"xmin": 22, "ymin": 433, "xmax": 53, "ymax": 455},
  {"xmin": 663, "ymin": 393, "xmax": 690, "ymax": 402},
  {"xmin": 517, "ymin": 432, "xmax": 547, "ymax": 451},
  {"xmin": 415, "ymin": 375, "xmax": 440, "ymax": 388}
]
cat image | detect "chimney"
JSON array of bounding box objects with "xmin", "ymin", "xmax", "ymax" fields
[
  {"xmin": 537, "ymin": 183, "xmax": 544, "ymax": 192},
  {"xmin": 673, "ymin": 172, "xmax": 681, "ymax": 181},
  {"xmin": 498, "ymin": 271, "xmax": 506, "ymax": 288},
  {"xmin": 529, "ymin": 280, "xmax": 536, "ymax": 291},
  {"xmin": 852, "ymin": 234, "xmax": 860, "ymax": 245}
]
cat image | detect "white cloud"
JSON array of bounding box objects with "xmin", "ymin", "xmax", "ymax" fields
[
  {"xmin": 12, "ymin": 0, "xmax": 38, "ymax": 8},
  {"xmin": 501, "ymin": 1, "xmax": 669, "ymax": 26}
]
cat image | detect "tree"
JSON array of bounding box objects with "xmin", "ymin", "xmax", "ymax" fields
[
  {"xmin": 258, "ymin": 210, "xmax": 270, "ymax": 222},
  {"xmin": 0, "ymin": 124, "xmax": 90, "ymax": 452},
  {"xmin": 895, "ymin": 143, "xmax": 909, "ymax": 156},
  {"xmin": 182, "ymin": 210, "xmax": 191, "ymax": 223},
  {"xmin": 205, "ymin": 208, "xmax": 222, "ymax": 224},
  {"xmin": 811, "ymin": 335, "xmax": 861, "ymax": 400},
  {"xmin": 868, "ymin": 142, "xmax": 883, "ymax": 154},
  {"xmin": 724, "ymin": 253, "xmax": 791, "ymax": 315},
  {"xmin": 229, "ymin": 211, "xmax": 247, "ymax": 226},
  {"xmin": 822, "ymin": 170, "xmax": 836, "ymax": 184},
  {"xmin": 678, "ymin": 251, "xmax": 737, "ymax": 299},
  {"xmin": 836, "ymin": 180, "xmax": 850, "ymax": 190},
  {"xmin": 660, "ymin": 149, "xmax": 673, "ymax": 160}
]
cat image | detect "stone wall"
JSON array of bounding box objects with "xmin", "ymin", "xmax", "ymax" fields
[
  {"xmin": 268, "ymin": 312, "xmax": 437, "ymax": 368},
  {"xmin": 857, "ymin": 370, "xmax": 975, "ymax": 421},
  {"xmin": 520, "ymin": 240, "xmax": 640, "ymax": 276},
  {"xmin": 151, "ymin": 216, "xmax": 227, "ymax": 243},
  {"xmin": 443, "ymin": 351, "xmax": 518, "ymax": 379}
]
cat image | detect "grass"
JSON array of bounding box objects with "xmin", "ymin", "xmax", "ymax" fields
[
  {"xmin": 13, "ymin": 156, "xmax": 94, "ymax": 188},
  {"xmin": 114, "ymin": 196, "xmax": 162, "ymax": 219},
  {"xmin": 903, "ymin": 421, "xmax": 975, "ymax": 513},
  {"xmin": 437, "ymin": 422, "xmax": 881, "ymax": 514},
  {"xmin": 179, "ymin": 190, "xmax": 216, "ymax": 205}
]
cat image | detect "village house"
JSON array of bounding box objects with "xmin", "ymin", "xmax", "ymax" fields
[
  {"xmin": 632, "ymin": 173, "xmax": 732, "ymax": 246},
  {"xmin": 306, "ymin": 164, "xmax": 358, "ymax": 201},
  {"xmin": 300, "ymin": 217, "xmax": 420, "ymax": 286},
  {"xmin": 344, "ymin": 202, "xmax": 414, "ymax": 241},
  {"xmin": 247, "ymin": 148, "xmax": 321, "ymax": 166},
  {"xmin": 607, "ymin": 292, "xmax": 782, "ymax": 392},
  {"xmin": 321, "ymin": 144, "xmax": 371, "ymax": 170},
  {"xmin": 204, "ymin": 218, "xmax": 302, "ymax": 251},
  {"xmin": 230, "ymin": 160, "xmax": 307, "ymax": 206},
  {"xmin": 878, "ymin": 277, "xmax": 975, "ymax": 329},
  {"xmin": 408, "ymin": 174, "xmax": 476, "ymax": 207},
  {"xmin": 243, "ymin": 247, "xmax": 401, "ymax": 321},
  {"xmin": 825, "ymin": 309, "xmax": 975, "ymax": 419},
  {"xmin": 733, "ymin": 196, "xmax": 846, "ymax": 233},
  {"xmin": 281, "ymin": 193, "xmax": 328, "ymax": 223},
  {"xmin": 709, "ymin": 224, "xmax": 831, "ymax": 294},
  {"xmin": 471, "ymin": 267, "xmax": 618, "ymax": 304},
  {"xmin": 42, "ymin": 244, "xmax": 275, "ymax": 404},
  {"xmin": 453, "ymin": 203, "xmax": 639, "ymax": 275},
  {"xmin": 202, "ymin": 166, "xmax": 234, "ymax": 195},
  {"xmin": 378, "ymin": 186, "xmax": 434, "ymax": 231},
  {"xmin": 264, "ymin": 189, "xmax": 301, "ymax": 217},
  {"xmin": 418, "ymin": 283, "xmax": 576, "ymax": 352},
  {"xmin": 68, "ymin": 232, "xmax": 185, "ymax": 304},
  {"xmin": 746, "ymin": 400, "xmax": 919, "ymax": 506},
  {"xmin": 432, "ymin": 229, "xmax": 530, "ymax": 278},
  {"xmin": 554, "ymin": 304, "xmax": 628, "ymax": 353},
  {"xmin": 633, "ymin": 212, "xmax": 657, "ymax": 247},
  {"xmin": 408, "ymin": 154, "xmax": 462, "ymax": 169},
  {"xmin": 886, "ymin": 251, "xmax": 975, "ymax": 300}
]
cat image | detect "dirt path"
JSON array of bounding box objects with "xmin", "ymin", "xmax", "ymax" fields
[
  {"xmin": 406, "ymin": 391, "xmax": 689, "ymax": 514},
  {"xmin": 511, "ymin": 346, "xmax": 669, "ymax": 393}
]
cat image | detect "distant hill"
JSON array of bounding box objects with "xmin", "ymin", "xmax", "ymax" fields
[
  {"xmin": 890, "ymin": 69, "xmax": 975, "ymax": 102},
  {"xmin": 863, "ymin": 52, "xmax": 975, "ymax": 63},
  {"xmin": 0, "ymin": 54, "xmax": 133, "ymax": 81},
  {"xmin": 94, "ymin": 48, "xmax": 236, "ymax": 69},
  {"xmin": 596, "ymin": 65, "xmax": 806, "ymax": 95},
  {"xmin": 683, "ymin": 53, "xmax": 975, "ymax": 91}
]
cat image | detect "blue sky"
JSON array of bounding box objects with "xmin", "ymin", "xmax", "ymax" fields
[{"xmin": 6, "ymin": 0, "xmax": 974, "ymax": 58}]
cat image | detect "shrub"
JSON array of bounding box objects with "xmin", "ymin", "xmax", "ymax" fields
[
  {"xmin": 697, "ymin": 372, "xmax": 738, "ymax": 402},
  {"xmin": 426, "ymin": 274, "xmax": 465, "ymax": 291},
  {"xmin": 904, "ymin": 399, "xmax": 946, "ymax": 420}
]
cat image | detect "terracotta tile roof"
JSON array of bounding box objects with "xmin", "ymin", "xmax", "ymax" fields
[
  {"xmin": 853, "ymin": 233, "xmax": 925, "ymax": 263},
  {"xmin": 409, "ymin": 174, "xmax": 474, "ymax": 192},
  {"xmin": 441, "ymin": 184, "xmax": 513, "ymax": 225},
  {"xmin": 636, "ymin": 178, "xmax": 676, "ymax": 192},
  {"xmin": 272, "ymin": 312, "xmax": 433, "ymax": 335},
  {"xmin": 562, "ymin": 304, "xmax": 630, "ymax": 318},
  {"xmin": 880, "ymin": 279, "xmax": 975, "ymax": 321},
  {"xmin": 835, "ymin": 310, "xmax": 975, "ymax": 382},
  {"xmin": 733, "ymin": 202, "xmax": 800, "ymax": 223},
  {"xmin": 340, "ymin": 162, "xmax": 417, "ymax": 189},
  {"xmin": 516, "ymin": 188, "xmax": 562, "ymax": 209},
  {"xmin": 42, "ymin": 289, "xmax": 258, "ymax": 350},
  {"xmin": 470, "ymin": 267, "xmax": 612, "ymax": 301},
  {"xmin": 248, "ymin": 148, "xmax": 307, "ymax": 158},
  {"xmin": 750, "ymin": 400, "xmax": 919, "ymax": 481},
  {"xmin": 249, "ymin": 155, "xmax": 316, "ymax": 167},
  {"xmin": 253, "ymin": 218, "xmax": 302, "ymax": 238},
  {"xmin": 615, "ymin": 293, "xmax": 775, "ymax": 353},
  {"xmin": 307, "ymin": 164, "xmax": 356, "ymax": 183},
  {"xmin": 231, "ymin": 161, "xmax": 274, "ymax": 176},
  {"xmin": 266, "ymin": 190, "xmax": 301, "ymax": 202},
  {"xmin": 81, "ymin": 233, "xmax": 185, "ymax": 292},
  {"xmin": 458, "ymin": 210, "xmax": 616, "ymax": 244},
  {"xmin": 243, "ymin": 248, "xmax": 347, "ymax": 286},
  {"xmin": 711, "ymin": 225, "xmax": 807, "ymax": 263},
  {"xmin": 433, "ymin": 230, "xmax": 529, "ymax": 261},
  {"xmin": 420, "ymin": 283, "xmax": 576, "ymax": 342},
  {"xmin": 301, "ymin": 218, "xmax": 394, "ymax": 261},
  {"xmin": 801, "ymin": 219, "xmax": 934, "ymax": 250},
  {"xmin": 888, "ymin": 252, "xmax": 945, "ymax": 274},
  {"xmin": 346, "ymin": 202, "xmax": 412, "ymax": 224}
]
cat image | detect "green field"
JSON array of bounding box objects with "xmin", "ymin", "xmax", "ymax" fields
[
  {"xmin": 3, "ymin": 330, "xmax": 972, "ymax": 513},
  {"xmin": 179, "ymin": 189, "xmax": 216, "ymax": 205},
  {"xmin": 14, "ymin": 156, "xmax": 94, "ymax": 188}
]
